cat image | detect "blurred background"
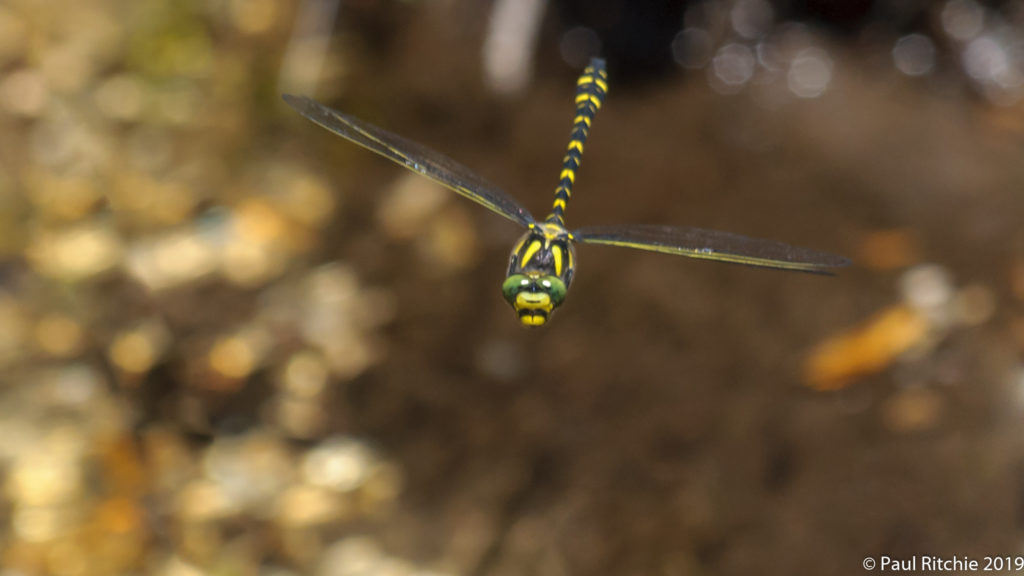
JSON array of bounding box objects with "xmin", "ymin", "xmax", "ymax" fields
[{"xmin": 1, "ymin": 0, "xmax": 1023, "ymax": 574}]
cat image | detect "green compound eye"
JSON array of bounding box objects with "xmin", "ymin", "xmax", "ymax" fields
[
  {"xmin": 538, "ymin": 275, "xmax": 567, "ymax": 306},
  {"xmin": 501, "ymin": 274, "xmax": 567, "ymax": 307},
  {"xmin": 502, "ymin": 274, "xmax": 529, "ymax": 304}
]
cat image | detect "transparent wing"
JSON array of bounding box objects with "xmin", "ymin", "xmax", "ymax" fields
[
  {"xmin": 283, "ymin": 94, "xmax": 536, "ymax": 227},
  {"xmin": 573, "ymin": 224, "xmax": 851, "ymax": 274}
]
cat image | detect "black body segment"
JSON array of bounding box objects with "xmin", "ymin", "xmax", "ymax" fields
[
  {"xmin": 281, "ymin": 94, "xmax": 536, "ymax": 227},
  {"xmin": 573, "ymin": 224, "xmax": 851, "ymax": 274},
  {"xmin": 547, "ymin": 58, "xmax": 608, "ymax": 226}
]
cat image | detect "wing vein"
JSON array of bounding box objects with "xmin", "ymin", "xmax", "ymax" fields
[
  {"xmin": 573, "ymin": 224, "xmax": 851, "ymax": 274},
  {"xmin": 283, "ymin": 94, "xmax": 535, "ymax": 227}
]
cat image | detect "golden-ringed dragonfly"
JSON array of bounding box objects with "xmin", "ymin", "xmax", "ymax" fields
[{"xmin": 283, "ymin": 58, "xmax": 850, "ymax": 327}]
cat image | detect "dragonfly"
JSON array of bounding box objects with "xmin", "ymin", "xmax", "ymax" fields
[{"xmin": 283, "ymin": 58, "xmax": 850, "ymax": 327}]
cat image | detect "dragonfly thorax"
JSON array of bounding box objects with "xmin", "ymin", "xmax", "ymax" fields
[{"xmin": 502, "ymin": 225, "xmax": 577, "ymax": 327}]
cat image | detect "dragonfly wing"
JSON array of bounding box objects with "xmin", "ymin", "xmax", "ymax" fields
[
  {"xmin": 573, "ymin": 224, "xmax": 851, "ymax": 274},
  {"xmin": 283, "ymin": 94, "xmax": 536, "ymax": 227}
]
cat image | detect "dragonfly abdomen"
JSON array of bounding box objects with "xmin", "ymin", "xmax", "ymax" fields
[{"xmin": 548, "ymin": 58, "xmax": 608, "ymax": 226}]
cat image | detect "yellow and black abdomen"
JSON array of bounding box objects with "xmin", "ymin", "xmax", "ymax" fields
[{"xmin": 548, "ymin": 58, "xmax": 608, "ymax": 226}]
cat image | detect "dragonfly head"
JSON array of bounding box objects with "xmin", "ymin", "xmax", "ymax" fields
[{"xmin": 502, "ymin": 271, "xmax": 567, "ymax": 327}]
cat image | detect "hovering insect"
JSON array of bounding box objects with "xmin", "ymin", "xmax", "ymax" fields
[{"xmin": 283, "ymin": 58, "xmax": 849, "ymax": 327}]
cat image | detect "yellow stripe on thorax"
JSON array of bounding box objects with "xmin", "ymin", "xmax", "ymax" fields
[{"xmin": 521, "ymin": 239, "xmax": 542, "ymax": 265}]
